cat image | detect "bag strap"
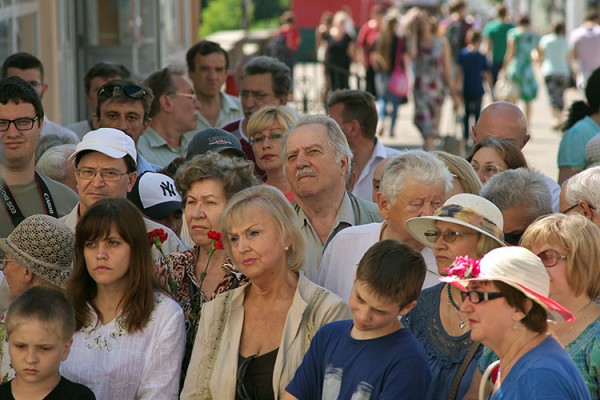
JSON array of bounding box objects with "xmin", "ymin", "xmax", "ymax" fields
[
  {"xmin": 448, "ymin": 341, "xmax": 481, "ymax": 400},
  {"xmin": 195, "ymin": 290, "xmax": 235, "ymax": 400}
]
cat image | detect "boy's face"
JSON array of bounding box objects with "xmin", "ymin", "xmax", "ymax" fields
[
  {"xmin": 349, "ymin": 279, "xmax": 411, "ymax": 340},
  {"xmin": 8, "ymin": 320, "xmax": 72, "ymax": 387}
]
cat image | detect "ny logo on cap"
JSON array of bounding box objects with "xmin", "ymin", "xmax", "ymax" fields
[{"xmin": 160, "ymin": 181, "xmax": 177, "ymax": 197}]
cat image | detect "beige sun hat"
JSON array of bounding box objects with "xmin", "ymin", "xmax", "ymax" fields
[
  {"xmin": 405, "ymin": 193, "xmax": 505, "ymax": 248},
  {"xmin": 441, "ymin": 246, "xmax": 574, "ymax": 322},
  {"xmin": 0, "ymin": 215, "xmax": 74, "ymax": 289}
]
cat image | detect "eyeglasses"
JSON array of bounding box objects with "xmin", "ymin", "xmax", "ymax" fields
[
  {"xmin": 460, "ymin": 291, "xmax": 504, "ymax": 304},
  {"xmin": 98, "ymin": 84, "xmax": 147, "ymax": 99},
  {"xmin": 423, "ymin": 229, "xmax": 478, "ymax": 243},
  {"xmin": 0, "ymin": 116, "xmax": 39, "ymax": 132},
  {"xmin": 471, "ymin": 164, "xmax": 504, "ymax": 177},
  {"xmin": 0, "ymin": 258, "xmax": 15, "ymax": 271},
  {"xmin": 537, "ymin": 249, "xmax": 567, "ymax": 268},
  {"xmin": 249, "ymin": 132, "xmax": 284, "ymax": 145},
  {"xmin": 76, "ymin": 168, "xmax": 128, "ymax": 182},
  {"xmin": 171, "ymin": 92, "xmax": 198, "ymax": 101},
  {"xmin": 560, "ymin": 202, "xmax": 596, "ymax": 214}
]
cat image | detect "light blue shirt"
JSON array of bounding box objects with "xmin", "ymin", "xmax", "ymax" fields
[
  {"xmin": 558, "ymin": 116, "xmax": 600, "ymax": 169},
  {"xmin": 539, "ymin": 34, "xmax": 570, "ymax": 77},
  {"xmin": 183, "ymin": 92, "xmax": 243, "ymax": 142}
]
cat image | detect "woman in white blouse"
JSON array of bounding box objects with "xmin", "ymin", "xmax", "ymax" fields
[{"xmin": 62, "ymin": 198, "xmax": 185, "ymax": 399}]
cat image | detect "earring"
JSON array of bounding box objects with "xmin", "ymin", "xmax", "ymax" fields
[
  {"xmin": 512, "ymin": 321, "xmax": 520, "ymax": 332},
  {"xmin": 285, "ymin": 246, "xmax": 289, "ymax": 251}
]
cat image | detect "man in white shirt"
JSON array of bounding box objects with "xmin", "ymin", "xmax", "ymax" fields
[
  {"xmin": 569, "ymin": 10, "xmax": 600, "ymax": 90},
  {"xmin": 327, "ymin": 89, "xmax": 399, "ymax": 201}
]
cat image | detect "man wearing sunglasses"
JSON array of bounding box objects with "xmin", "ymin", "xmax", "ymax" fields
[
  {"xmin": 93, "ymin": 79, "xmax": 160, "ymax": 174},
  {"xmin": 138, "ymin": 66, "xmax": 200, "ymax": 167},
  {"xmin": 560, "ymin": 167, "xmax": 600, "ymax": 227},
  {"xmin": 481, "ymin": 168, "xmax": 553, "ymax": 245},
  {"xmin": 1, "ymin": 52, "xmax": 79, "ymax": 145},
  {"xmin": 67, "ymin": 61, "xmax": 131, "ymax": 140}
]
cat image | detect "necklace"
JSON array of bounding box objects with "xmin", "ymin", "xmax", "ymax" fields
[{"xmin": 446, "ymin": 284, "xmax": 466, "ymax": 330}]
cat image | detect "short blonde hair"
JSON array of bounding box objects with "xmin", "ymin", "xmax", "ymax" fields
[
  {"xmin": 521, "ymin": 214, "xmax": 600, "ymax": 299},
  {"xmin": 247, "ymin": 105, "xmax": 298, "ymax": 139},
  {"xmin": 433, "ymin": 151, "xmax": 482, "ymax": 195},
  {"xmin": 219, "ymin": 186, "xmax": 305, "ymax": 272}
]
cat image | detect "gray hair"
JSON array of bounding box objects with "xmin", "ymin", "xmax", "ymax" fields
[
  {"xmin": 564, "ymin": 166, "xmax": 600, "ymax": 207},
  {"xmin": 36, "ymin": 144, "xmax": 77, "ymax": 182},
  {"xmin": 282, "ymin": 114, "xmax": 354, "ymax": 181},
  {"xmin": 481, "ymin": 168, "xmax": 552, "ymax": 220},
  {"xmin": 379, "ymin": 150, "xmax": 453, "ymax": 202}
]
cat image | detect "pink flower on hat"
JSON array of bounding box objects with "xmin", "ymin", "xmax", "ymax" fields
[{"xmin": 445, "ymin": 256, "xmax": 481, "ymax": 278}]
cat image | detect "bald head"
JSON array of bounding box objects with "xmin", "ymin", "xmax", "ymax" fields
[{"xmin": 473, "ymin": 102, "xmax": 530, "ymax": 149}]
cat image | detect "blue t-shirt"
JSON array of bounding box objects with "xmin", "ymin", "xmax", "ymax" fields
[
  {"xmin": 490, "ymin": 336, "xmax": 590, "ymax": 399},
  {"xmin": 458, "ymin": 48, "xmax": 490, "ymax": 98},
  {"xmin": 558, "ymin": 116, "xmax": 600, "ymax": 168},
  {"xmin": 286, "ymin": 320, "xmax": 431, "ymax": 400}
]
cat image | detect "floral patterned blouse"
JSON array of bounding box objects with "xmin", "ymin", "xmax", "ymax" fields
[{"xmin": 155, "ymin": 246, "xmax": 249, "ymax": 375}]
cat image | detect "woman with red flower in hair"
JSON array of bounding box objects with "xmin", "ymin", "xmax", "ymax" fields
[{"xmin": 155, "ymin": 152, "xmax": 261, "ymax": 381}]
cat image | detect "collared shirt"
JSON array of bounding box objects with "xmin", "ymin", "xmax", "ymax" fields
[
  {"xmin": 42, "ymin": 118, "xmax": 80, "ymax": 144},
  {"xmin": 294, "ymin": 192, "xmax": 382, "ymax": 281},
  {"xmin": 183, "ymin": 92, "xmax": 243, "ymax": 143},
  {"xmin": 351, "ymin": 139, "xmax": 400, "ymax": 201},
  {"xmin": 137, "ymin": 126, "xmax": 190, "ymax": 167},
  {"xmin": 136, "ymin": 153, "xmax": 161, "ymax": 175}
]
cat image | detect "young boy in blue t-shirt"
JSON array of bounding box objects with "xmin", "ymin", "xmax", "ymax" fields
[{"xmin": 283, "ymin": 240, "xmax": 431, "ymax": 400}]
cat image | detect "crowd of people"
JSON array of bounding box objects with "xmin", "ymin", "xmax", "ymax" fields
[{"xmin": 0, "ymin": 2, "xmax": 599, "ymax": 400}]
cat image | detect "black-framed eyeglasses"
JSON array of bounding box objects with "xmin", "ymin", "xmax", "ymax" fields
[
  {"xmin": 0, "ymin": 116, "xmax": 39, "ymax": 132},
  {"xmin": 76, "ymin": 168, "xmax": 128, "ymax": 182},
  {"xmin": 460, "ymin": 291, "xmax": 504, "ymax": 304},
  {"xmin": 537, "ymin": 249, "xmax": 567, "ymax": 268},
  {"xmin": 560, "ymin": 202, "xmax": 596, "ymax": 215},
  {"xmin": 0, "ymin": 258, "xmax": 15, "ymax": 271},
  {"xmin": 423, "ymin": 229, "xmax": 478, "ymax": 243},
  {"xmin": 249, "ymin": 132, "xmax": 284, "ymax": 145},
  {"xmin": 471, "ymin": 163, "xmax": 504, "ymax": 177},
  {"xmin": 98, "ymin": 84, "xmax": 147, "ymax": 100}
]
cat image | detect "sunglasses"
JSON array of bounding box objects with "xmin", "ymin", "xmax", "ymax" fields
[
  {"xmin": 460, "ymin": 291, "xmax": 504, "ymax": 304},
  {"xmin": 423, "ymin": 229, "xmax": 478, "ymax": 243},
  {"xmin": 536, "ymin": 249, "xmax": 567, "ymax": 268},
  {"xmin": 98, "ymin": 84, "xmax": 147, "ymax": 100}
]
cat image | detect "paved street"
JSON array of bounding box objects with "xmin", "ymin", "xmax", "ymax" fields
[{"xmin": 291, "ymin": 62, "xmax": 584, "ymax": 182}]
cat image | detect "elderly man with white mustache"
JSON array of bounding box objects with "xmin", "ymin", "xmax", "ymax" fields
[{"xmin": 282, "ymin": 115, "xmax": 382, "ymax": 281}]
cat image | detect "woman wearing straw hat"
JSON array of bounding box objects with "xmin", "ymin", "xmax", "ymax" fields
[
  {"xmin": 0, "ymin": 214, "xmax": 75, "ymax": 383},
  {"xmin": 402, "ymin": 193, "xmax": 505, "ymax": 400},
  {"xmin": 444, "ymin": 246, "xmax": 588, "ymax": 399}
]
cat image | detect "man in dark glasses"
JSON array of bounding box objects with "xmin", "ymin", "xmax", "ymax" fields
[
  {"xmin": 139, "ymin": 66, "xmax": 200, "ymax": 167},
  {"xmin": 1, "ymin": 52, "xmax": 79, "ymax": 145},
  {"xmin": 481, "ymin": 168, "xmax": 553, "ymax": 245},
  {"xmin": 67, "ymin": 61, "xmax": 131, "ymax": 140},
  {"xmin": 93, "ymin": 79, "xmax": 160, "ymax": 174}
]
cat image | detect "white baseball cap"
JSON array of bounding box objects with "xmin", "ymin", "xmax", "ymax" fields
[
  {"xmin": 128, "ymin": 172, "xmax": 182, "ymax": 220},
  {"xmin": 70, "ymin": 128, "xmax": 137, "ymax": 164}
]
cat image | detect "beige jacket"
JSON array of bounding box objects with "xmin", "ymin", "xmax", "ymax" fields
[{"xmin": 180, "ymin": 273, "xmax": 350, "ymax": 400}]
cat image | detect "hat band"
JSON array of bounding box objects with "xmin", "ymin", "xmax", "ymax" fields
[{"xmin": 434, "ymin": 204, "xmax": 504, "ymax": 242}]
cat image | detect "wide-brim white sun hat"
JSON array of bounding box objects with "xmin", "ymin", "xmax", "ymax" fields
[
  {"xmin": 405, "ymin": 193, "xmax": 505, "ymax": 248},
  {"xmin": 442, "ymin": 246, "xmax": 574, "ymax": 322}
]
